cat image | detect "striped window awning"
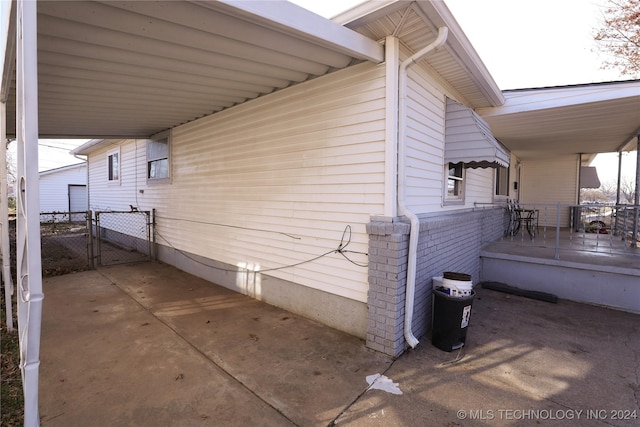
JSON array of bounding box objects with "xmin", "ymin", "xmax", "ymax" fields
[{"xmin": 444, "ymin": 98, "xmax": 510, "ymax": 169}]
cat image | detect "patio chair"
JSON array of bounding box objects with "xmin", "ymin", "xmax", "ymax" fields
[
  {"xmin": 506, "ymin": 200, "xmax": 538, "ymax": 238},
  {"xmin": 505, "ymin": 200, "xmax": 518, "ymax": 236}
]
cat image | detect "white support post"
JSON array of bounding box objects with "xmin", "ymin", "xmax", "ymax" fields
[
  {"xmin": 0, "ymin": 101, "xmax": 13, "ymax": 331},
  {"xmin": 16, "ymin": 1, "xmax": 43, "ymax": 426},
  {"xmin": 634, "ymin": 136, "xmax": 640, "ymax": 247}
]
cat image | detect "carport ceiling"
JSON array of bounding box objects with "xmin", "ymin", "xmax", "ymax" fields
[
  {"xmin": 2, "ymin": 0, "xmax": 383, "ymax": 138},
  {"xmin": 477, "ymin": 81, "xmax": 640, "ymax": 161}
]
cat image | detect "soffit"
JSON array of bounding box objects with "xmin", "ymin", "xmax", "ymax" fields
[
  {"xmin": 336, "ymin": 0, "xmax": 504, "ymax": 108},
  {"xmin": 477, "ymin": 81, "xmax": 640, "ymax": 161},
  {"xmin": 2, "ymin": 0, "xmax": 383, "ymax": 138}
]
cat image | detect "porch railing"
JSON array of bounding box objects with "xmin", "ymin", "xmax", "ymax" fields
[{"xmin": 475, "ymin": 202, "xmax": 640, "ymax": 260}]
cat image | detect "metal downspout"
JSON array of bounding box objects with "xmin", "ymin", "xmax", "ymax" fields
[{"xmin": 398, "ymin": 27, "xmax": 448, "ymax": 348}]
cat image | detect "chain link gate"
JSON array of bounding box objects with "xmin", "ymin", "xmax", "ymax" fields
[{"xmin": 94, "ymin": 210, "xmax": 153, "ymax": 266}]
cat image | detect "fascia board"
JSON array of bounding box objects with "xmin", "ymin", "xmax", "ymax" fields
[
  {"xmin": 206, "ymin": 0, "xmax": 384, "ymax": 63},
  {"xmin": 478, "ymin": 82, "xmax": 640, "ymax": 117},
  {"xmin": 71, "ymin": 139, "xmax": 110, "ymax": 156}
]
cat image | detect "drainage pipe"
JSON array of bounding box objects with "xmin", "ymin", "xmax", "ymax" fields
[{"xmin": 398, "ymin": 27, "xmax": 448, "ymax": 348}]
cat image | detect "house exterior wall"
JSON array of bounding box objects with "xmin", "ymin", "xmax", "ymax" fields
[
  {"xmin": 365, "ymin": 56, "xmax": 508, "ymax": 356},
  {"xmin": 402, "ymin": 65, "xmax": 495, "ymax": 213},
  {"xmin": 367, "ymin": 207, "xmax": 505, "ymax": 356},
  {"xmin": 84, "ymin": 53, "xmax": 505, "ymax": 352},
  {"xmin": 519, "ymin": 156, "xmax": 578, "ymax": 227},
  {"xmin": 39, "ymin": 164, "xmax": 87, "ymax": 213},
  {"xmin": 86, "ymin": 62, "xmax": 387, "ymax": 338}
]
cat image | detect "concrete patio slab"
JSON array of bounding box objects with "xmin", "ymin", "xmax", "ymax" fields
[
  {"xmin": 39, "ymin": 262, "xmax": 392, "ymax": 426},
  {"xmin": 38, "ymin": 262, "xmax": 639, "ymax": 426},
  {"xmin": 335, "ymin": 285, "xmax": 640, "ymax": 426}
]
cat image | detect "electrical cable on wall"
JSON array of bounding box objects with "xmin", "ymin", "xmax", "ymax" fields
[
  {"xmin": 154, "ymin": 224, "xmax": 368, "ymax": 273},
  {"xmin": 156, "ymin": 215, "xmax": 303, "ymax": 240}
]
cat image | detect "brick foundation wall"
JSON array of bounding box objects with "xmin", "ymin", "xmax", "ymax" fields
[{"xmin": 366, "ymin": 207, "xmax": 506, "ymax": 357}]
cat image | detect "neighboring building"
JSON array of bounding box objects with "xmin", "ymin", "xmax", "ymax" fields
[{"xmin": 39, "ymin": 163, "xmax": 87, "ymax": 215}]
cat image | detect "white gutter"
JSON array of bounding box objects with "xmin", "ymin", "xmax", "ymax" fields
[{"xmin": 398, "ymin": 26, "xmax": 448, "ymax": 348}]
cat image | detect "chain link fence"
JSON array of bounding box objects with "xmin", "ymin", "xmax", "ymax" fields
[
  {"xmin": 39, "ymin": 211, "xmax": 92, "ymax": 276},
  {"xmin": 32, "ymin": 210, "xmax": 154, "ymax": 276},
  {"xmin": 94, "ymin": 210, "xmax": 152, "ymax": 266}
]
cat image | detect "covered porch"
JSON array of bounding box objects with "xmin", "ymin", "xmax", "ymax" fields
[
  {"xmin": 476, "ymin": 81, "xmax": 640, "ymax": 315},
  {"xmin": 479, "ymin": 202, "xmax": 640, "ymax": 314}
]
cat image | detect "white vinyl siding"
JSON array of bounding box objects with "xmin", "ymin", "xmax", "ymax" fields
[
  {"xmin": 88, "ymin": 63, "xmax": 386, "ymax": 303},
  {"xmin": 519, "ymin": 156, "xmax": 579, "ymax": 226},
  {"xmin": 39, "ymin": 164, "xmax": 87, "ymax": 213},
  {"xmin": 403, "ymin": 65, "xmax": 447, "ymax": 212},
  {"xmin": 89, "ymin": 141, "xmax": 140, "ymax": 211},
  {"xmin": 465, "ymin": 167, "xmax": 495, "ymax": 204},
  {"xmin": 402, "ymin": 63, "xmax": 497, "ymax": 213}
]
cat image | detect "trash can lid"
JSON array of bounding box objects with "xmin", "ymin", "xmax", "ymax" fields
[{"xmin": 443, "ymin": 272, "xmax": 471, "ymax": 281}]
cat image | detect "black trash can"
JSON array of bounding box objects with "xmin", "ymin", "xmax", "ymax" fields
[{"xmin": 432, "ymin": 289, "xmax": 475, "ymax": 352}]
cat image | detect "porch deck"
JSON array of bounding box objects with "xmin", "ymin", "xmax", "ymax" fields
[{"xmin": 480, "ymin": 227, "xmax": 640, "ymax": 313}]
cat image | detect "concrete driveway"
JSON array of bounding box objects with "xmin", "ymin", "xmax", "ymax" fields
[{"xmin": 38, "ymin": 262, "xmax": 639, "ymax": 426}]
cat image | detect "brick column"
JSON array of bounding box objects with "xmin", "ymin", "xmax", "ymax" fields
[
  {"xmin": 365, "ymin": 217, "xmax": 410, "ymax": 357},
  {"xmin": 365, "ymin": 208, "xmax": 506, "ymax": 357}
]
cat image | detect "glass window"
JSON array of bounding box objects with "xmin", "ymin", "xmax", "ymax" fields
[
  {"xmin": 495, "ymin": 166, "xmax": 509, "ymax": 197},
  {"xmin": 108, "ymin": 152, "xmax": 119, "ymax": 181},
  {"xmin": 445, "ymin": 162, "xmax": 464, "ymax": 202},
  {"xmin": 147, "ymin": 133, "xmax": 170, "ymax": 182}
]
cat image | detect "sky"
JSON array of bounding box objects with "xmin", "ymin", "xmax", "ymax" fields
[
  {"xmin": 3, "ymin": 0, "xmax": 635, "ymax": 177},
  {"xmin": 292, "ymin": 0, "xmax": 629, "ymax": 89}
]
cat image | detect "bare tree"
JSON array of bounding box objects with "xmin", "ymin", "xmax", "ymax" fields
[
  {"xmin": 600, "ymin": 177, "xmax": 637, "ymax": 204},
  {"xmin": 594, "ymin": 0, "xmax": 640, "ymax": 76},
  {"xmin": 600, "ymin": 179, "xmax": 619, "ymax": 201},
  {"xmin": 4, "ymin": 140, "xmax": 16, "ymax": 210},
  {"xmin": 580, "ymin": 187, "xmax": 609, "ymax": 203},
  {"xmin": 619, "ymin": 176, "xmax": 637, "ymax": 203},
  {"xmin": 6, "ymin": 141, "xmax": 16, "ymax": 184}
]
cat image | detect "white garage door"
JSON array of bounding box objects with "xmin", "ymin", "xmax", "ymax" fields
[{"xmin": 68, "ymin": 184, "xmax": 87, "ymax": 220}]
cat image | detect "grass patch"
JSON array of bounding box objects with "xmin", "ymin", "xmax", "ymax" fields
[{"xmin": 1, "ymin": 289, "xmax": 23, "ymax": 426}]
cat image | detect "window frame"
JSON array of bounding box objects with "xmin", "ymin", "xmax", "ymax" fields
[
  {"xmin": 146, "ymin": 130, "xmax": 171, "ymax": 185},
  {"xmin": 494, "ymin": 166, "xmax": 510, "ymax": 200},
  {"xmin": 107, "ymin": 148, "xmax": 120, "ymax": 184},
  {"xmin": 444, "ymin": 162, "xmax": 465, "ymax": 205}
]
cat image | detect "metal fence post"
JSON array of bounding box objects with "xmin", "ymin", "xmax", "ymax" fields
[
  {"xmin": 95, "ymin": 212, "xmax": 101, "ymax": 266},
  {"xmin": 152, "ymin": 208, "xmax": 157, "ymax": 261},
  {"xmin": 554, "ymin": 203, "xmax": 561, "ymax": 260},
  {"xmin": 146, "ymin": 210, "xmax": 151, "ymax": 260},
  {"xmin": 633, "ymin": 205, "xmax": 639, "ymax": 248},
  {"xmin": 87, "ymin": 210, "xmax": 95, "ymax": 269}
]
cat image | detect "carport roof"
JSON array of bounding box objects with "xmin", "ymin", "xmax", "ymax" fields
[
  {"xmin": 1, "ymin": 0, "xmax": 384, "ymax": 139},
  {"xmin": 2, "ymin": 0, "xmax": 510, "ymax": 141}
]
